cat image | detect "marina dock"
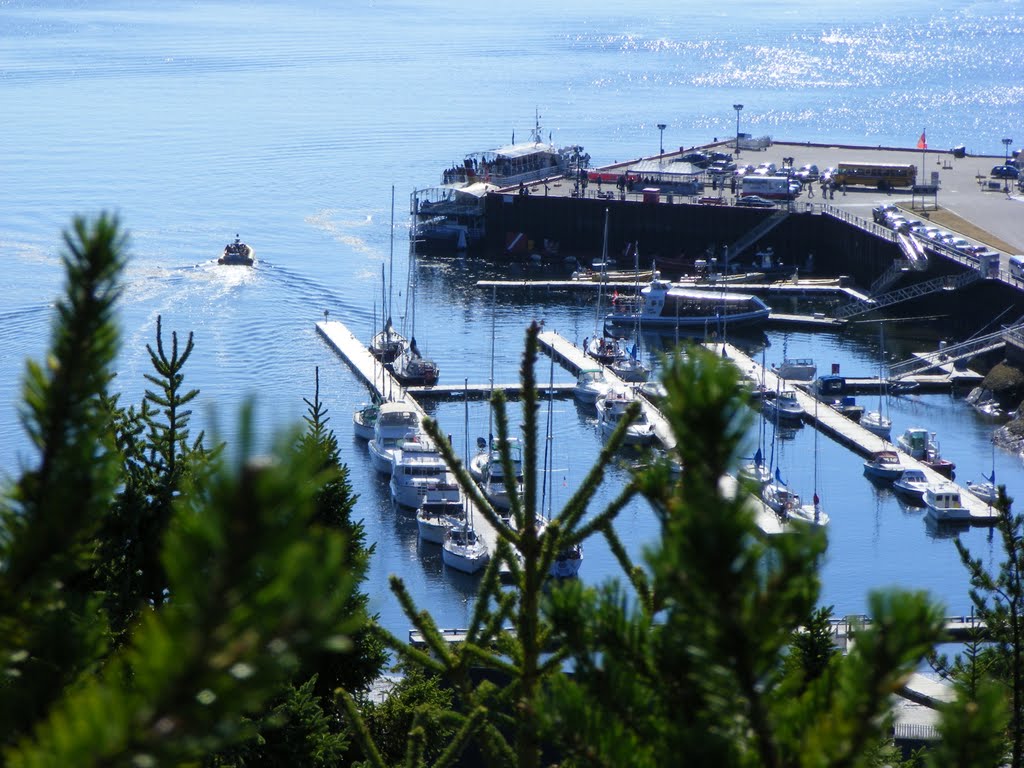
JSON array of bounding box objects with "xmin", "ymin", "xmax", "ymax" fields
[
  {"xmin": 720, "ymin": 342, "xmax": 999, "ymax": 525},
  {"xmin": 316, "ymin": 319, "xmax": 508, "ymax": 570}
]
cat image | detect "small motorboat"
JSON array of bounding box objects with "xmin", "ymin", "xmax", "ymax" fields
[
  {"xmin": 774, "ymin": 358, "xmax": 816, "ymax": 381},
  {"xmin": 893, "ymin": 468, "xmax": 930, "ymax": 501},
  {"xmin": 761, "ymin": 389, "xmax": 805, "ymax": 424},
  {"xmin": 862, "ymin": 450, "xmax": 903, "ymax": 481},
  {"xmin": 416, "ymin": 496, "xmax": 467, "ymax": 544},
  {"xmin": 218, "ymin": 235, "xmax": 254, "ymax": 266},
  {"xmin": 352, "ymin": 401, "xmax": 379, "ymax": 441},
  {"xmin": 574, "ymin": 368, "xmax": 609, "ymax": 405},
  {"xmin": 596, "ymin": 389, "xmax": 657, "ymax": 446},
  {"xmin": 896, "ymin": 427, "xmax": 956, "ymax": 478}
]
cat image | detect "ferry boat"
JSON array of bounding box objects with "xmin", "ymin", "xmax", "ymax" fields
[
  {"xmin": 604, "ymin": 274, "xmax": 771, "ymax": 331},
  {"xmin": 410, "ymin": 113, "xmax": 587, "ymax": 251},
  {"xmin": 218, "ymin": 235, "xmax": 254, "ymax": 266}
]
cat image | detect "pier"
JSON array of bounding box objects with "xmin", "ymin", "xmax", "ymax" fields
[
  {"xmin": 316, "ymin": 319, "xmax": 508, "ymax": 569},
  {"xmin": 720, "ymin": 342, "xmax": 999, "ymax": 525}
]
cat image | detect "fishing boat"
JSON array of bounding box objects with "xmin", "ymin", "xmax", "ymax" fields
[
  {"xmin": 367, "ymin": 402, "xmax": 421, "ymax": 474},
  {"xmin": 596, "ymin": 388, "xmax": 657, "ymax": 446},
  {"xmin": 389, "ymin": 433, "xmax": 459, "ymax": 509},
  {"xmin": 862, "ymin": 450, "xmax": 904, "ymax": 481},
  {"xmin": 924, "ymin": 482, "xmax": 971, "ymax": 523},
  {"xmin": 896, "ymin": 427, "xmax": 956, "ymax": 478},
  {"xmin": 442, "ymin": 520, "xmax": 490, "ymax": 574},
  {"xmin": 760, "ymin": 389, "xmax": 804, "ymax": 424},
  {"xmin": 218, "ymin": 235, "xmax": 254, "ymax": 266},
  {"xmin": 893, "ymin": 468, "xmax": 930, "ymax": 501},
  {"xmin": 604, "ymin": 274, "xmax": 771, "ymax": 331},
  {"xmin": 416, "ymin": 496, "xmax": 467, "ymax": 544},
  {"xmin": 573, "ymin": 368, "xmax": 609, "ymax": 405}
]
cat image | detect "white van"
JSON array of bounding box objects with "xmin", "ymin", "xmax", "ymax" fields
[{"xmin": 1009, "ymin": 254, "xmax": 1024, "ymax": 281}]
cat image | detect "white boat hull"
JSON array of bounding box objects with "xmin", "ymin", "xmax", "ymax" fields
[
  {"xmin": 442, "ymin": 542, "xmax": 490, "ymax": 573},
  {"xmin": 368, "ymin": 441, "xmax": 396, "ymax": 474}
]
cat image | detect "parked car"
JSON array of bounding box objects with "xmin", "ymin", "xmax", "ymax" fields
[
  {"xmin": 887, "ymin": 216, "xmax": 911, "ymax": 233},
  {"xmin": 873, "ymin": 204, "xmax": 899, "ymax": 223},
  {"xmin": 681, "ymin": 151, "xmax": 709, "ymax": 167},
  {"xmin": 795, "ymin": 164, "xmax": 820, "ymax": 181},
  {"xmin": 755, "ymin": 162, "xmax": 777, "ymax": 175},
  {"xmin": 947, "ymin": 237, "xmax": 972, "ymax": 251},
  {"xmin": 736, "ymin": 195, "xmax": 777, "ymax": 208},
  {"xmin": 733, "ymin": 163, "xmax": 755, "ymax": 178},
  {"xmin": 991, "ymin": 165, "xmax": 1020, "ymax": 179}
]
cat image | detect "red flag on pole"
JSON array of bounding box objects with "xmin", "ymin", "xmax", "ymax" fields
[{"xmin": 917, "ymin": 131, "xmax": 927, "ymax": 150}]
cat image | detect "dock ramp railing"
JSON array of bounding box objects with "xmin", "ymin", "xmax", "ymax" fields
[
  {"xmin": 834, "ymin": 270, "xmax": 982, "ymax": 320},
  {"xmin": 887, "ymin": 319, "xmax": 1024, "ymax": 380},
  {"xmin": 727, "ymin": 210, "xmax": 789, "ymax": 262}
]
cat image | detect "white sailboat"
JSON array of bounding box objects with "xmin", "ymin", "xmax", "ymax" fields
[
  {"xmin": 442, "ymin": 521, "xmax": 490, "ymax": 574},
  {"xmin": 541, "ymin": 355, "xmax": 582, "ymax": 579},
  {"xmin": 393, "ymin": 233, "xmax": 439, "ymax": 386},
  {"xmin": 966, "ymin": 437, "xmax": 998, "ymax": 504},
  {"xmin": 369, "ymin": 187, "xmax": 407, "ymax": 364},
  {"xmin": 792, "ymin": 398, "xmax": 829, "ymax": 526},
  {"xmin": 861, "ymin": 323, "xmax": 892, "ymax": 439}
]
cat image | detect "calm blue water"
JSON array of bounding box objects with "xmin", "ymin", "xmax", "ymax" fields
[{"xmin": 2, "ymin": 0, "xmax": 1023, "ymax": 633}]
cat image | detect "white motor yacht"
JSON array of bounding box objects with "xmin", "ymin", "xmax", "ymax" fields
[
  {"xmin": 367, "ymin": 402, "xmax": 421, "ymax": 474},
  {"xmin": 924, "ymin": 482, "xmax": 971, "ymax": 523},
  {"xmin": 761, "ymin": 389, "xmax": 805, "ymax": 424},
  {"xmin": 389, "ymin": 433, "xmax": 459, "ymax": 509},
  {"xmin": 892, "ymin": 468, "xmax": 930, "ymax": 501}
]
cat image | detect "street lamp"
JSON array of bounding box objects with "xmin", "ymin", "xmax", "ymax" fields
[
  {"xmin": 1003, "ymin": 137, "xmax": 1013, "ymax": 165},
  {"xmin": 657, "ymin": 123, "xmax": 666, "ymax": 157},
  {"xmin": 733, "ymin": 104, "xmax": 744, "ymax": 155}
]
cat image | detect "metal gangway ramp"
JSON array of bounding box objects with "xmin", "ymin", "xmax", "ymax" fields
[
  {"xmin": 888, "ymin": 318, "xmax": 1024, "ymax": 380},
  {"xmin": 833, "ymin": 270, "xmax": 982, "ymax": 320},
  {"xmin": 727, "ymin": 210, "xmax": 789, "ymax": 262}
]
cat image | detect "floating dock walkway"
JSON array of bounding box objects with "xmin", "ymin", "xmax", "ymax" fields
[
  {"xmin": 720, "ymin": 342, "xmax": 998, "ymax": 526},
  {"xmin": 316, "ymin": 319, "xmax": 508, "ymax": 569}
]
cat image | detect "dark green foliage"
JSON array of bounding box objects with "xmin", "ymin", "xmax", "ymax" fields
[{"xmin": 0, "ymin": 214, "xmax": 125, "ymax": 745}]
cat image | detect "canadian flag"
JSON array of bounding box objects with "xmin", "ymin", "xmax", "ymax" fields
[{"xmin": 917, "ymin": 131, "xmax": 927, "ymax": 150}]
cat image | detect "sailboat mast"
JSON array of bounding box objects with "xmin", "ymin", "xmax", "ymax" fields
[
  {"xmin": 388, "ymin": 185, "xmax": 395, "ymax": 323},
  {"xmin": 593, "ymin": 208, "xmax": 610, "ymax": 339}
]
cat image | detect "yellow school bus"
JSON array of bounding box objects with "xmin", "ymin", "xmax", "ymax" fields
[{"xmin": 833, "ymin": 162, "xmax": 917, "ymax": 189}]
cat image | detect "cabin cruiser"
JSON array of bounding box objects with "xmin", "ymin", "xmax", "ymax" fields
[
  {"xmin": 367, "ymin": 402, "xmax": 421, "ymax": 474},
  {"xmin": 416, "ymin": 497, "xmax": 468, "ymax": 544},
  {"xmin": 862, "ymin": 450, "xmax": 903, "ymax": 481},
  {"xmin": 352, "ymin": 401, "xmax": 379, "ymax": 441},
  {"xmin": 596, "ymin": 389, "xmax": 657, "ymax": 446},
  {"xmin": 389, "ymin": 433, "xmax": 459, "ymax": 509},
  {"xmin": 761, "ymin": 389, "xmax": 804, "ymax": 424},
  {"xmin": 574, "ymin": 368, "xmax": 609, "ymax": 405},
  {"xmin": 218, "ymin": 235, "xmax": 254, "ymax": 266},
  {"xmin": 812, "ymin": 375, "xmax": 864, "ymax": 423}
]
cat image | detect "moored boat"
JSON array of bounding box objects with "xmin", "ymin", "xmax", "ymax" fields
[
  {"xmin": 352, "ymin": 401, "xmax": 379, "ymax": 441},
  {"xmin": 596, "ymin": 388, "xmax": 657, "ymax": 446},
  {"xmin": 774, "ymin": 358, "xmax": 816, "ymax": 381},
  {"xmin": 896, "ymin": 427, "xmax": 956, "ymax": 478},
  {"xmin": 218, "ymin": 235, "xmax": 254, "ymax": 266},
  {"xmin": 574, "ymin": 368, "xmax": 609, "ymax": 405},
  {"xmin": 367, "ymin": 402, "xmax": 421, "ymax": 474},
  {"xmin": 470, "ymin": 436, "xmax": 524, "ymax": 512},
  {"xmin": 761, "ymin": 389, "xmax": 805, "ymax": 424},
  {"xmin": 416, "ymin": 496, "xmax": 467, "ymax": 544},
  {"xmin": 893, "ymin": 468, "xmax": 930, "ymax": 501},
  {"xmin": 389, "ymin": 433, "xmax": 459, "ymax": 509},
  {"xmin": 604, "ymin": 274, "xmax": 771, "ymax": 332},
  {"xmin": 442, "ymin": 521, "xmax": 490, "ymax": 574},
  {"xmin": 924, "ymin": 482, "xmax": 971, "ymax": 523},
  {"xmin": 862, "ymin": 450, "xmax": 904, "ymax": 481}
]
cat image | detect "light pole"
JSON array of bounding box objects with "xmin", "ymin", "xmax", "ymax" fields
[
  {"xmin": 657, "ymin": 123, "xmax": 666, "ymax": 157},
  {"xmin": 733, "ymin": 104, "xmax": 744, "ymax": 156},
  {"xmin": 1003, "ymin": 138, "xmax": 1013, "ymax": 190}
]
